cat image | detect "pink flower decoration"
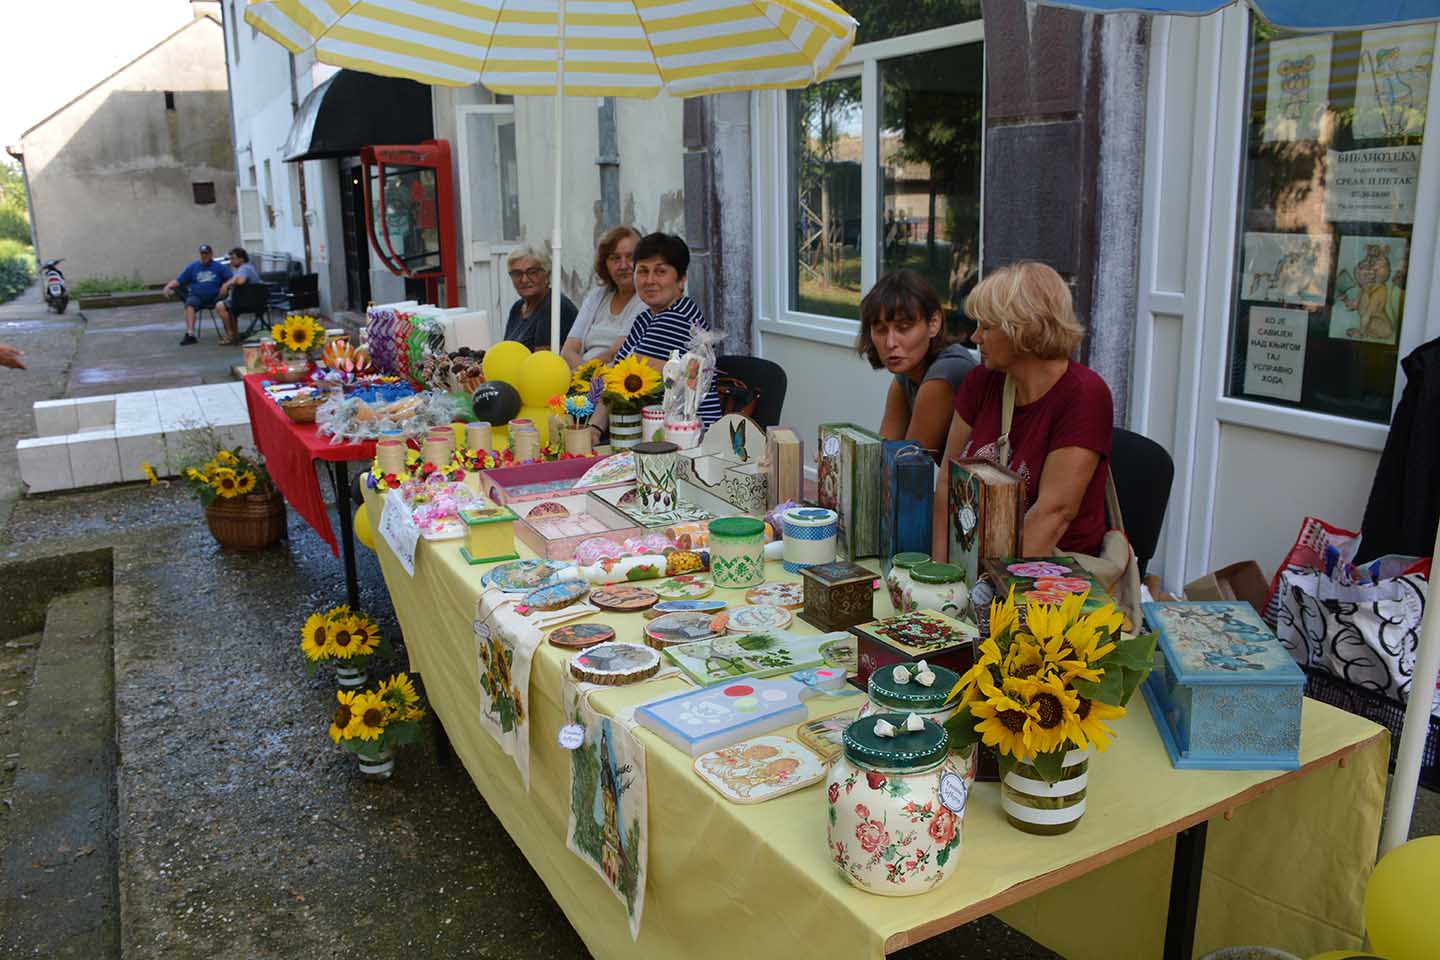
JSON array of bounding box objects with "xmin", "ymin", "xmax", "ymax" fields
[
  {"xmin": 1032, "ymin": 576, "xmax": 1092, "ymax": 594},
  {"xmin": 1007, "ymin": 561, "xmax": 1072, "ymax": 578},
  {"xmin": 856, "ymin": 819, "xmax": 889, "ymax": 854},
  {"xmin": 928, "ymin": 809, "xmax": 958, "ymax": 846},
  {"xmin": 1024, "ymin": 589, "xmax": 1069, "ymax": 605},
  {"xmin": 854, "ymin": 803, "xmax": 870, "ymax": 820}
]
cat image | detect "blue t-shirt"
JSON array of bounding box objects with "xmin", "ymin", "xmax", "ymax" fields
[
  {"xmin": 176, "ymin": 259, "xmax": 232, "ymax": 301},
  {"xmin": 615, "ymin": 295, "xmax": 723, "ymax": 425}
]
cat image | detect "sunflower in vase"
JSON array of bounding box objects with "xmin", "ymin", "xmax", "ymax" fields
[
  {"xmin": 300, "ymin": 604, "xmax": 393, "ymax": 677},
  {"xmin": 328, "ymin": 672, "xmax": 428, "ymax": 776},
  {"xmin": 270, "ymin": 313, "xmax": 328, "ymax": 356},
  {"xmin": 601, "ymin": 354, "xmax": 662, "ymax": 415},
  {"xmin": 180, "ymin": 446, "xmax": 272, "ymax": 506}
]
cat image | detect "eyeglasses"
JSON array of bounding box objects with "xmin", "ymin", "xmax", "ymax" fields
[{"xmin": 508, "ymin": 267, "xmax": 547, "ymax": 281}]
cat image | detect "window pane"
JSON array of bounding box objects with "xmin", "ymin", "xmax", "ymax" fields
[
  {"xmin": 879, "ymin": 43, "xmax": 985, "ymax": 338},
  {"xmin": 1227, "ymin": 20, "xmax": 1432, "ymax": 422},
  {"xmin": 789, "ymin": 76, "xmax": 863, "ymax": 319},
  {"xmin": 848, "ymin": 0, "xmax": 981, "ymax": 46}
]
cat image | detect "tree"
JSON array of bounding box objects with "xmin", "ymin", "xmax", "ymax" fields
[{"xmin": 0, "ymin": 159, "xmax": 31, "ymax": 246}]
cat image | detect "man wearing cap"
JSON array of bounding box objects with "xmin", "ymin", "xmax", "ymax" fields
[
  {"xmin": 214, "ymin": 247, "xmax": 262, "ymax": 345},
  {"xmin": 162, "ymin": 244, "xmax": 233, "ymax": 346}
]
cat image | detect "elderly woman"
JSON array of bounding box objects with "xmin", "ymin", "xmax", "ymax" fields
[
  {"xmin": 502, "ymin": 244, "xmax": 577, "ymax": 351},
  {"xmin": 860, "ymin": 269, "xmax": 976, "ymax": 458},
  {"xmin": 561, "ymin": 226, "xmax": 646, "ymax": 367},
  {"xmin": 932, "ymin": 261, "xmax": 1113, "ymax": 559}
]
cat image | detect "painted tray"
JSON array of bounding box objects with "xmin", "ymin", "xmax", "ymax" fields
[
  {"xmin": 636, "ymin": 673, "xmax": 851, "ymax": 757},
  {"xmin": 651, "ymin": 575, "xmax": 714, "ymax": 600},
  {"xmin": 643, "ymin": 611, "xmax": 725, "ymax": 649},
  {"xmin": 484, "ymin": 559, "xmax": 571, "ymax": 593},
  {"xmin": 480, "ymin": 455, "xmax": 629, "ymax": 506},
  {"xmin": 663, "ymin": 629, "xmax": 844, "ymax": 686},
  {"xmin": 745, "ymin": 582, "xmax": 805, "ymax": 610},
  {"xmin": 724, "ymin": 604, "xmax": 793, "ymax": 634},
  {"xmin": 568, "ymin": 642, "xmax": 662, "ymax": 685},
  {"xmin": 692, "ymin": 735, "xmax": 826, "ymax": 804}
]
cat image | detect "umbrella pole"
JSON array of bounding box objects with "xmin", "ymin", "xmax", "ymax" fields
[
  {"xmin": 1381, "ymin": 512, "xmax": 1440, "ymax": 854},
  {"xmin": 550, "ymin": 0, "xmax": 566, "ymax": 353}
]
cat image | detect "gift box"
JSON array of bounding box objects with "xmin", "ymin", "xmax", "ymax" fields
[
  {"xmin": 479, "ymin": 455, "xmax": 626, "ymax": 507},
  {"xmin": 459, "ymin": 504, "xmax": 520, "ymax": 565},
  {"xmin": 511, "ymin": 494, "xmax": 643, "ymax": 561},
  {"xmin": 798, "ymin": 560, "xmax": 875, "ymax": 632},
  {"xmin": 850, "ymin": 611, "xmax": 978, "ymax": 690},
  {"xmin": 1140, "ymin": 600, "xmax": 1303, "ymax": 771}
]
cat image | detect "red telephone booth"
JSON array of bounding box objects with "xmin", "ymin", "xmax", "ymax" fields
[{"xmin": 360, "ymin": 140, "xmax": 459, "ymax": 307}]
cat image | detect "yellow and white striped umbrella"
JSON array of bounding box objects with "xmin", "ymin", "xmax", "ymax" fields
[{"xmin": 245, "ymin": 0, "xmax": 856, "ymax": 97}]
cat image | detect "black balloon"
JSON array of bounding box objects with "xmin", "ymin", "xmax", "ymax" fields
[{"xmin": 471, "ymin": 380, "xmax": 521, "ymax": 425}]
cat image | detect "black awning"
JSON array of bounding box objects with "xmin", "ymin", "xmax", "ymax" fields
[{"xmin": 282, "ymin": 70, "xmax": 434, "ymax": 162}]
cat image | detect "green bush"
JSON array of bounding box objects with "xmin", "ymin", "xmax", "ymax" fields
[
  {"xmin": 0, "ymin": 240, "xmax": 34, "ymax": 304},
  {"xmin": 69, "ymin": 275, "xmax": 148, "ymax": 297}
]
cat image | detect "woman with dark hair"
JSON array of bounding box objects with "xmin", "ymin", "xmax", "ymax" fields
[
  {"xmin": 562, "ymin": 225, "xmax": 645, "ymax": 366},
  {"xmin": 859, "ymin": 269, "xmax": 976, "ymax": 457}
]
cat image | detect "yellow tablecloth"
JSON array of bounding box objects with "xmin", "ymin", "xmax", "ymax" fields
[{"xmin": 364, "ymin": 495, "xmax": 1387, "ymax": 959}]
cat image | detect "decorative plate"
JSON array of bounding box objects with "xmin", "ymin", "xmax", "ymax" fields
[
  {"xmin": 484, "ymin": 559, "xmax": 569, "ymax": 593},
  {"xmin": 745, "ymin": 581, "xmax": 805, "ymax": 610},
  {"xmin": 725, "ymin": 604, "xmax": 793, "ymax": 634},
  {"xmin": 590, "ymin": 585, "xmax": 660, "ymax": 612},
  {"xmin": 521, "ymin": 579, "xmax": 589, "ymax": 611},
  {"xmin": 644, "ymin": 611, "xmax": 725, "ymax": 649},
  {"xmin": 547, "ymin": 622, "xmax": 616, "ymax": 649},
  {"xmin": 644, "ymin": 598, "xmax": 729, "ymax": 620},
  {"xmin": 692, "ymin": 735, "xmax": 826, "ymax": 804},
  {"xmin": 652, "ymin": 575, "xmax": 714, "ymax": 601},
  {"xmin": 568, "ymin": 642, "xmax": 661, "ymax": 685}
]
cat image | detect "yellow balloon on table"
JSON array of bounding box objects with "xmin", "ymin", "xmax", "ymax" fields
[
  {"xmin": 481, "ymin": 340, "xmax": 531, "ymax": 385},
  {"xmin": 517, "ymin": 350, "xmax": 572, "ymax": 406},
  {"xmin": 1365, "ymin": 835, "xmax": 1440, "ymax": 960},
  {"xmin": 354, "ymin": 502, "xmax": 374, "ymax": 550}
]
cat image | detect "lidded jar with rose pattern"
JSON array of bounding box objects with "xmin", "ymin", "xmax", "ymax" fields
[{"xmin": 825, "ymin": 714, "xmax": 976, "ymax": 896}]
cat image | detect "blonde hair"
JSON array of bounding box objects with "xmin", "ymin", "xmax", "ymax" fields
[{"xmin": 964, "ymin": 261, "xmax": 1084, "ymax": 360}]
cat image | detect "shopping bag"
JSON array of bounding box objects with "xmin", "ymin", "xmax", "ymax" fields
[{"xmin": 1262, "ymin": 516, "xmax": 1361, "ymax": 627}]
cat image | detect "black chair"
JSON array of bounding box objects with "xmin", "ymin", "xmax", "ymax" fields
[
  {"xmin": 715, "ymin": 355, "xmax": 788, "ymax": 429},
  {"xmin": 1109, "ymin": 427, "xmax": 1175, "ymax": 580},
  {"xmin": 230, "ymin": 281, "xmax": 271, "ymax": 339},
  {"xmin": 288, "ymin": 273, "xmax": 321, "ymax": 311},
  {"xmin": 176, "ymin": 284, "xmax": 224, "ymax": 340}
]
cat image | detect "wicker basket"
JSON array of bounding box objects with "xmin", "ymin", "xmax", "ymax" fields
[
  {"xmin": 204, "ymin": 490, "xmax": 287, "ymax": 551},
  {"xmin": 281, "ymin": 397, "xmax": 323, "ymax": 423}
]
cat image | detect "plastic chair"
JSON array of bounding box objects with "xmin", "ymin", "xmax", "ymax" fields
[
  {"xmin": 715, "ymin": 355, "xmax": 788, "ymax": 429},
  {"xmin": 230, "ymin": 281, "xmax": 272, "ymax": 339},
  {"xmin": 1109, "ymin": 427, "xmax": 1174, "ymax": 579},
  {"xmin": 177, "ymin": 284, "xmax": 224, "ymax": 341}
]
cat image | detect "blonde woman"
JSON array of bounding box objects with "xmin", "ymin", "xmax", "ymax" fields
[
  {"xmin": 562, "ymin": 226, "xmax": 646, "ymax": 366},
  {"xmin": 501, "ymin": 243, "xmax": 577, "ymax": 351},
  {"xmin": 933, "ymin": 261, "xmax": 1114, "ymax": 559}
]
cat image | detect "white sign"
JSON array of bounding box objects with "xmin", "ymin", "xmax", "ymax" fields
[
  {"xmin": 1244, "ymin": 307, "xmax": 1309, "ymax": 403},
  {"xmin": 557, "ymin": 723, "xmax": 585, "ymax": 750},
  {"xmin": 1324, "ymin": 148, "xmax": 1420, "ymax": 223},
  {"xmin": 939, "ymin": 772, "xmax": 970, "ymax": 815},
  {"xmin": 378, "ymin": 490, "xmax": 420, "ymax": 577}
]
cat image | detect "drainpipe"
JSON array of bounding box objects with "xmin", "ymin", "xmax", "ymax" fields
[
  {"xmin": 3, "ymin": 147, "xmax": 39, "ymax": 262},
  {"xmin": 597, "ymin": 97, "xmax": 620, "ymax": 235},
  {"xmin": 287, "ymin": 52, "xmax": 313, "ymax": 273}
]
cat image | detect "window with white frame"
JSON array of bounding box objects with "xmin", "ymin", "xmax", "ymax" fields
[{"xmin": 759, "ymin": 6, "xmax": 984, "ymax": 343}]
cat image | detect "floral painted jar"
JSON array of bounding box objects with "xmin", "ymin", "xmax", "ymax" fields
[
  {"xmin": 826, "ymin": 714, "xmax": 974, "ymax": 896},
  {"xmin": 884, "ymin": 552, "xmax": 930, "ymax": 613},
  {"xmin": 856, "ymin": 661, "xmax": 963, "ymax": 731},
  {"xmin": 707, "ymin": 517, "xmax": 767, "ymax": 588},
  {"xmin": 633, "ymin": 440, "xmax": 680, "ymax": 514},
  {"xmin": 904, "ymin": 562, "xmax": 970, "ymax": 619}
]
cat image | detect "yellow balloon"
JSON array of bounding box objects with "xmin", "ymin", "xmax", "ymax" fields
[
  {"xmin": 515, "ymin": 404, "xmax": 554, "ymax": 444},
  {"xmin": 481, "ymin": 340, "xmax": 531, "ymax": 385},
  {"xmin": 517, "ymin": 350, "xmax": 573, "ymax": 407},
  {"xmin": 354, "ymin": 502, "xmax": 375, "ymax": 550},
  {"xmin": 1366, "ymin": 835, "xmax": 1440, "ymax": 960}
]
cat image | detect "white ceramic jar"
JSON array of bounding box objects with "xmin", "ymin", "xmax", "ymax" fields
[
  {"xmin": 884, "ymin": 552, "xmax": 930, "ymax": 613},
  {"xmin": 904, "ymin": 562, "xmax": 970, "ymax": 619}
]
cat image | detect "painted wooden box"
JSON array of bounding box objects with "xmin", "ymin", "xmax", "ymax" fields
[
  {"xmin": 1140, "ymin": 601, "xmax": 1303, "ymax": 771},
  {"xmin": 982, "ymin": 556, "xmax": 1121, "ymax": 634},
  {"xmin": 458, "ymin": 504, "xmax": 520, "ymax": 565},
  {"xmin": 675, "ymin": 414, "xmax": 769, "ymax": 515},
  {"xmin": 816, "ymin": 423, "xmax": 882, "ymax": 560},
  {"xmin": 880, "ymin": 440, "xmax": 934, "ymax": 569},
  {"xmin": 798, "ymin": 560, "xmax": 875, "ymax": 632},
  {"xmin": 479, "ymin": 455, "xmax": 628, "ymax": 507},
  {"xmin": 851, "ymin": 611, "xmax": 978, "ymax": 689},
  {"xmin": 588, "ymin": 485, "xmax": 716, "ymax": 530},
  {"xmin": 511, "ymin": 493, "xmax": 643, "ymax": 561}
]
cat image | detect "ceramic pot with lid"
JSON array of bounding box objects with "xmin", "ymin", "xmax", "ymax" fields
[
  {"xmin": 856, "ymin": 661, "xmax": 963, "ymax": 731},
  {"xmin": 707, "ymin": 517, "xmax": 766, "ymax": 588},
  {"xmin": 885, "ymin": 552, "xmax": 930, "ymax": 613},
  {"xmin": 904, "ymin": 562, "xmax": 969, "ymax": 619}
]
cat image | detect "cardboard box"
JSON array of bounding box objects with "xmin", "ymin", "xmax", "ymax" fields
[{"xmin": 1183, "ymin": 560, "xmax": 1269, "ymax": 617}]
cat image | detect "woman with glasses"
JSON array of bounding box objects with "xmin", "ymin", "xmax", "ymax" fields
[
  {"xmin": 561, "ymin": 226, "xmax": 646, "ymax": 367},
  {"xmin": 501, "ymin": 244, "xmax": 577, "ymax": 351}
]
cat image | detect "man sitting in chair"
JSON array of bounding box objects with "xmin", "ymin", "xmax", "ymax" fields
[
  {"xmin": 215, "ymin": 247, "xmax": 261, "ymax": 345},
  {"xmin": 162, "ymin": 243, "xmax": 232, "ymax": 346}
]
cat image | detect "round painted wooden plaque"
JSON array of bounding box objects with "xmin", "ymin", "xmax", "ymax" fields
[
  {"xmin": 568, "ymin": 642, "xmax": 661, "ymax": 685},
  {"xmin": 590, "ymin": 586, "xmax": 660, "ymax": 612},
  {"xmin": 548, "ymin": 622, "xmax": 616, "ymax": 650},
  {"xmin": 745, "ymin": 582, "xmax": 805, "ymax": 609},
  {"xmin": 522, "ymin": 579, "xmax": 589, "ymax": 611},
  {"xmin": 651, "ymin": 575, "xmax": 714, "ymax": 601}
]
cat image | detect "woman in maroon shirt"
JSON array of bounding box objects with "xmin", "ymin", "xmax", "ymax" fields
[{"xmin": 932, "ymin": 261, "xmax": 1113, "ymax": 559}]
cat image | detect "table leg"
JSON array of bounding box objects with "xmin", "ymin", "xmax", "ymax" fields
[
  {"xmin": 1163, "ymin": 822, "xmax": 1208, "ymax": 960},
  {"xmin": 331, "ymin": 460, "xmax": 361, "ymax": 610},
  {"xmin": 430, "ymin": 707, "xmax": 455, "ymax": 768}
]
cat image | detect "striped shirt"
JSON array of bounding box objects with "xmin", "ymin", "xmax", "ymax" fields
[{"xmin": 615, "ymin": 295, "xmax": 723, "ymax": 426}]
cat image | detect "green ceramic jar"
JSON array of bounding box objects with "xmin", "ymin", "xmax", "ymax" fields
[{"xmin": 707, "ymin": 517, "xmax": 766, "ymax": 588}]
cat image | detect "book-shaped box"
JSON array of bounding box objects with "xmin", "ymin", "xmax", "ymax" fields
[
  {"xmin": 766, "ymin": 426, "xmax": 803, "ymax": 509},
  {"xmin": 588, "ymin": 484, "xmax": 715, "ymax": 530},
  {"xmin": 479, "ymin": 455, "xmax": 629, "ymax": 508},
  {"xmin": 817, "ymin": 423, "xmax": 882, "ymax": 560},
  {"xmin": 511, "ymin": 493, "xmax": 643, "ymax": 561},
  {"xmin": 982, "ymin": 556, "xmax": 1118, "ymax": 633},
  {"xmin": 880, "ymin": 440, "xmax": 934, "ymax": 568},
  {"xmin": 851, "ymin": 610, "xmax": 978, "ymax": 689},
  {"xmin": 798, "ymin": 560, "xmax": 875, "ymax": 632},
  {"xmin": 1140, "ymin": 600, "xmax": 1303, "ymax": 771},
  {"xmin": 949, "ymin": 458, "xmax": 1023, "ymax": 588},
  {"xmin": 675, "ymin": 413, "xmax": 769, "ymax": 516}
]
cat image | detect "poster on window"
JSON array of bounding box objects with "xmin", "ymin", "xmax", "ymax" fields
[
  {"xmin": 1242, "ymin": 232, "xmax": 1332, "ymax": 307},
  {"xmin": 1323, "ymin": 147, "xmax": 1420, "ymax": 223},
  {"xmin": 1354, "ymin": 25, "xmax": 1435, "ymax": 140},
  {"xmin": 1262, "ymin": 35, "xmax": 1333, "ymax": 142},
  {"xmin": 1331, "ymin": 236, "xmax": 1408, "ymax": 344},
  {"xmin": 1244, "ymin": 307, "xmax": 1308, "ymax": 402}
]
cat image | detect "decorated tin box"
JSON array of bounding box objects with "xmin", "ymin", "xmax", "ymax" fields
[
  {"xmin": 458, "ymin": 504, "xmax": 520, "ymax": 565},
  {"xmin": 879, "ymin": 440, "xmax": 934, "ymax": 569},
  {"xmin": 1140, "ymin": 601, "xmax": 1303, "ymax": 771},
  {"xmin": 510, "ymin": 493, "xmax": 643, "ymax": 561},
  {"xmin": 851, "ymin": 611, "xmax": 978, "ymax": 689},
  {"xmin": 479, "ymin": 455, "xmax": 628, "ymax": 507},
  {"xmin": 798, "ymin": 560, "xmax": 875, "ymax": 632}
]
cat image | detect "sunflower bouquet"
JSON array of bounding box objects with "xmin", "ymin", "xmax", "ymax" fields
[
  {"xmin": 300, "ymin": 604, "xmax": 393, "ymax": 675},
  {"xmin": 180, "ymin": 446, "xmax": 272, "ymax": 506},
  {"xmin": 601, "ymin": 354, "xmax": 663, "ymax": 415},
  {"xmin": 270, "ymin": 313, "xmax": 328, "ymax": 356},
  {"xmin": 943, "ymin": 587, "xmax": 1157, "ymax": 785},
  {"xmin": 328, "ymin": 672, "xmax": 427, "ymax": 758}
]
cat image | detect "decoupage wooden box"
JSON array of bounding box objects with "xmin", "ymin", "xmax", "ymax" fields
[
  {"xmin": 511, "ymin": 493, "xmax": 643, "ymax": 561},
  {"xmin": 798, "ymin": 560, "xmax": 875, "ymax": 632},
  {"xmin": 850, "ymin": 610, "xmax": 978, "ymax": 689},
  {"xmin": 1140, "ymin": 601, "xmax": 1303, "ymax": 771},
  {"xmin": 479, "ymin": 455, "xmax": 628, "ymax": 508},
  {"xmin": 675, "ymin": 414, "xmax": 769, "ymax": 515},
  {"xmin": 880, "ymin": 440, "xmax": 934, "ymax": 568},
  {"xmin": 458, "ymin": 504, "xmax": 520, "ymax": 565},
  {"xmin": 982, "ymin": 556, "xmax": 1121, "ymax": 633},
  {"xmin": 817, "ymin": 423, "xmax": 882, "ymax": 560}
]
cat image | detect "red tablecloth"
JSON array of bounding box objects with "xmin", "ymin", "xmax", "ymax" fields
[{"xmin": 243, "ymin": 375, "xmax": 375, "ymax": 555}]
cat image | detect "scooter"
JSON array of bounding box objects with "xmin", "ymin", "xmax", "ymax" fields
[{"xmin": 41, "ymin": 259, "xmax": 68, "ymax": 313}]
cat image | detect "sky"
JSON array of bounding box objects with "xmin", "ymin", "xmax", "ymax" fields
[{"xmin": 2, "ymin": 0, "xmax": 199, "ymax": 149}]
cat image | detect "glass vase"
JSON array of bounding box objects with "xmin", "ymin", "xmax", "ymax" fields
[{"xmin": 1001, "ymin": 746, "xmax": 1091, "ymax": 835}]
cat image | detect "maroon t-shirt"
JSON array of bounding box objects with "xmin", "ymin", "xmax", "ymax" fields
[{"xmin": 954, "ymin": 362, "xmax": 1113, "ymax": 555}]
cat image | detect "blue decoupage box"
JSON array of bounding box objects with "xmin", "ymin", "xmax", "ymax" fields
[{"xmin": 1140, "ymin": 601, "xmax": 1303, "ymax": 771}]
